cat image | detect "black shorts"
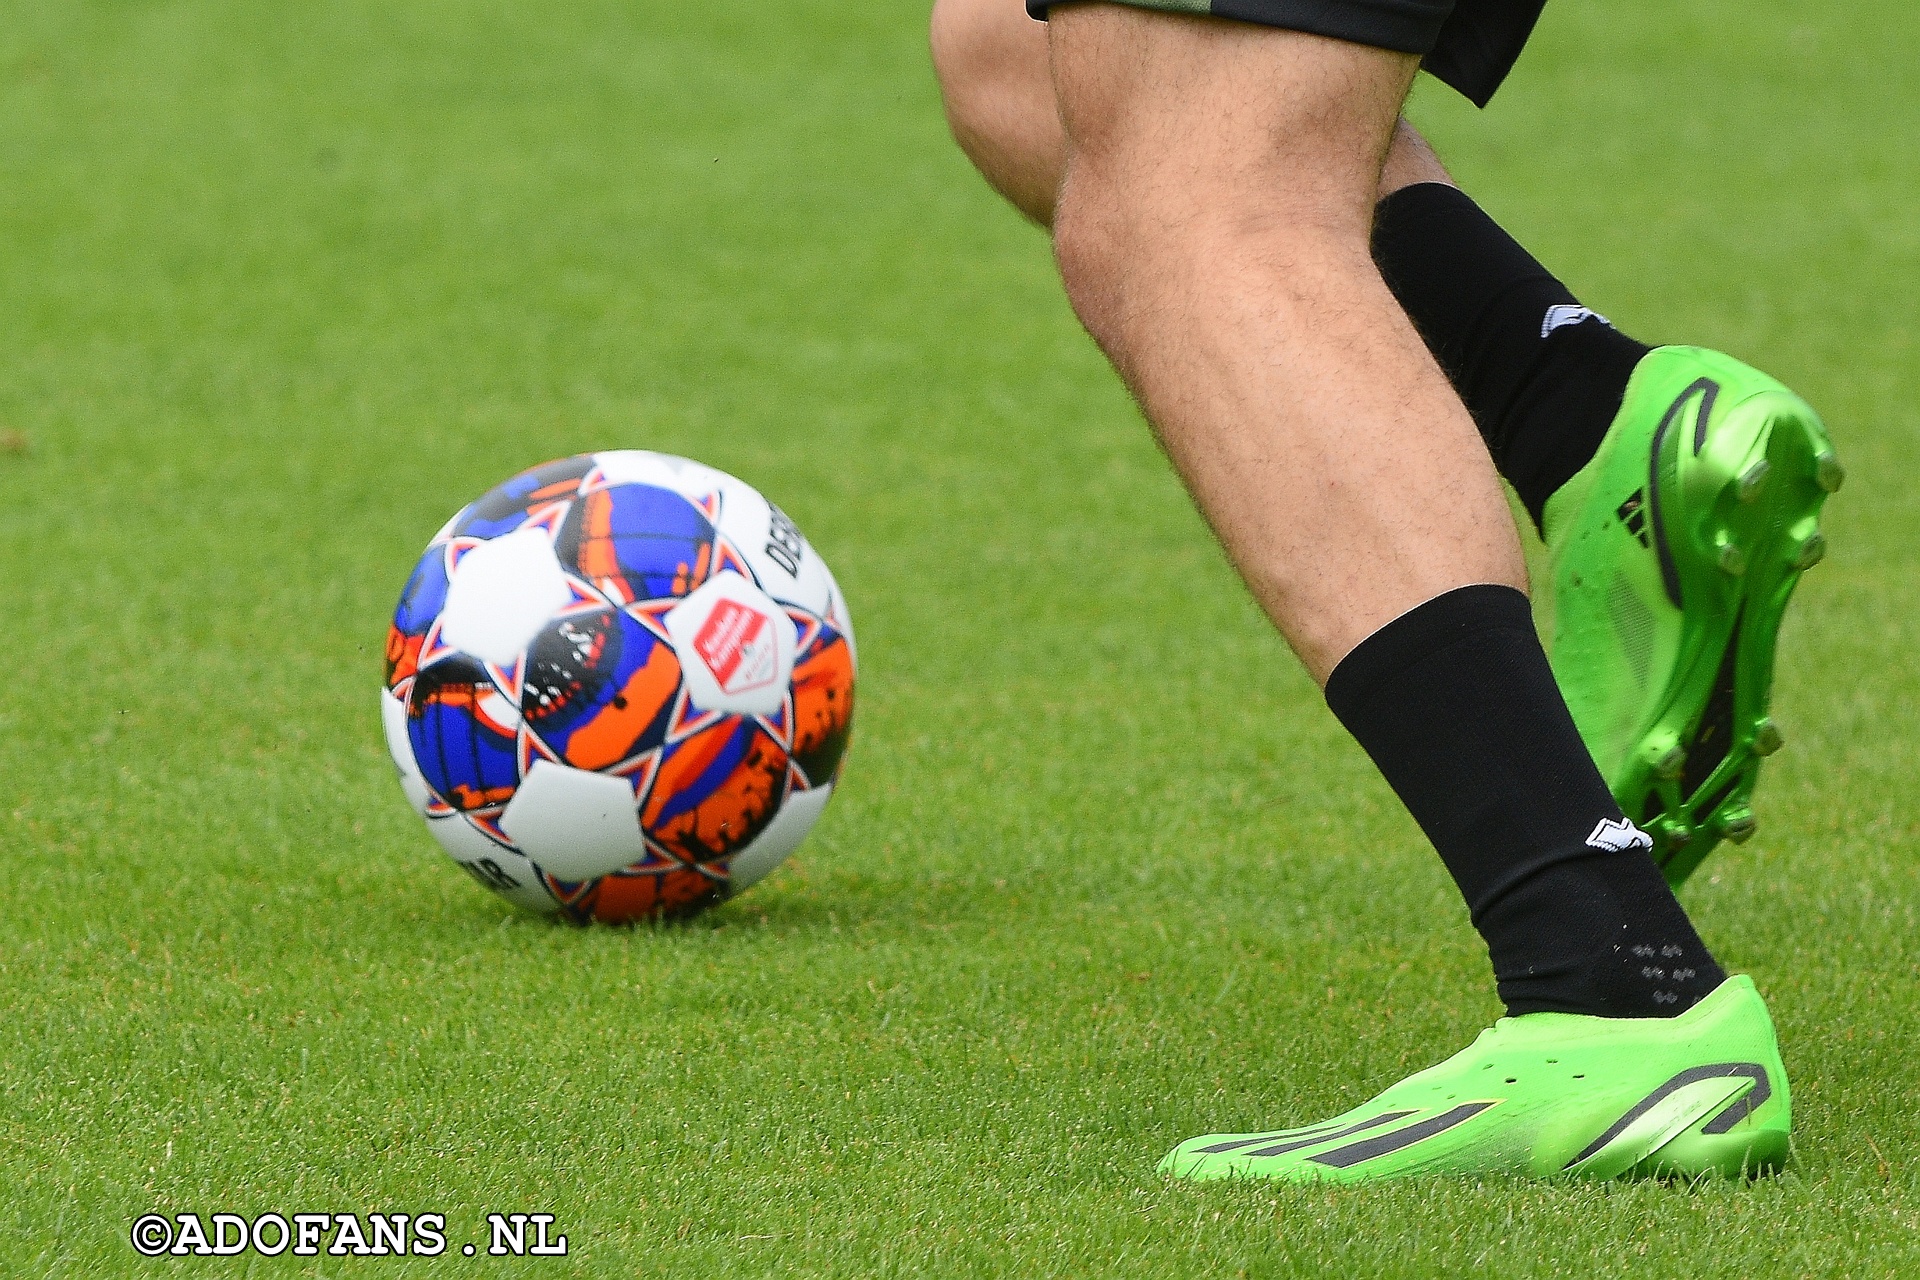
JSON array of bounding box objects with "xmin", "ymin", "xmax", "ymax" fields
[{"xmin": 1026, "ymin": 0, "xmax": 1548, "ymax": 108}]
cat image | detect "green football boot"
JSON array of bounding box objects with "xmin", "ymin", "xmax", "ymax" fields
[
  {"xmin": 1543, "ymin": 347, "xmax": 1841, "ymax": 886},
  {"xmin": 1160, "ymin": 976, "xmax": 1788, "ymax": 1184}
]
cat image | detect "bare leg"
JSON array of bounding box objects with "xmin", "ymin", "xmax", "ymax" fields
[
  {"xmin": 1045, "ymin": 5, "xmax": 1523, "ymax": 680},
  {"xmin": 930, "ymin": 0, "xmax": 1454, "ymax": 228},
  {"xmin": 930, "ymin": 0, "xmax": 1069, "ymax": 223},
  {"xmin": 952, "ymin": 9, "xmax": 1767, "ymax": 1188}
]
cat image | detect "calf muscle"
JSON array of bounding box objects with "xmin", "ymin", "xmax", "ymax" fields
[{"xmin": 1046, "ymin": 5, "xmax": 1524, "ymax": 680}]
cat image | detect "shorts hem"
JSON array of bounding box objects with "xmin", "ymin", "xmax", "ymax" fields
[
  {"xmin": 1024, "ymin": 0, "xmax": 1545, "ymax": 106},
  {"xmin": 1026, "ymin": 0, "xmax": 1448, "ymax": 57}
]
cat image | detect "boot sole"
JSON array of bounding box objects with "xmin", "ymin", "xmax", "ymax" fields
[{"xmin": 1613, "ymin": 384, "xmax": 1839, "ymax": 885}]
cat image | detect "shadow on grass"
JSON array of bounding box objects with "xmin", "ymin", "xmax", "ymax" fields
[{"xmin": 407, "ymin": 867, "xmax": 993, "ymax": 942}]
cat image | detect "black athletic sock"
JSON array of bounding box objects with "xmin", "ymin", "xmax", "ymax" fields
[
  {"xmin": 1371, "ymin": 183, "xmax": 1653, "ymax": 532},
  {"xmin": 1325, "ymin": 584, "xmax": 1725, "ymax": 1018}
]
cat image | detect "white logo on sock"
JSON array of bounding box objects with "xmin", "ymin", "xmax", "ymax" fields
[
  {"xmin": 1586, "ymin": 817, "xmax": 1655, "ymax": 853},
  {"xmin": 1542, "ymin": 304, "xmax": 1612, "ymax": 338}
]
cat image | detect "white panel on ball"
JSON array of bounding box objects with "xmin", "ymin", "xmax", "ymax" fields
[
  {"xmin": 728, "ymin": 783, "xmax": 833, "ymax": 890},
  {"xmin": 709, "ymin": 473, "xmax": 835, "ymax": 617},
  {"xmin": 438, "ymin": 525, "xmax": 572, "ymax": 666},
  {"xmin": 664, "ymin": 571, "xmax": 798, "ymax": 718},
  {"xmin": 425, "ymin": 811, "xmax": 560, "ymax": 914},
  {"xmin": 380, "ymin": 689, "xmax": 434, "ymax": 814},
  {"xmin": 499, "ymin": 759, "xmax": 649, "ymax": 880}
]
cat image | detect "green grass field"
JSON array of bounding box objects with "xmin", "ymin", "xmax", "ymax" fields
[{"xmin": 3, "ymin": 1, "xmax": 1916, "ymax": 1274}]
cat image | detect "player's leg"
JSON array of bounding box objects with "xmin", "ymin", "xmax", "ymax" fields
[
  {"xmin": 1044, "ymin": 2, "xmax": 1784, "ymax": 1182},
  {"xmin": 930, "ymin": 0, "xmax": 1065, "ymax": 224},
  {"xmin": 1372, "ymin": 189, "xmax": 1842, "ymax": 886},
  {"xmin": 1049, "ymin": 6, "xmax": 1520, "ymax": 675},
  {"xmin": 932, "ymin": 0, "xmax": 1841, "ymax": 886}
]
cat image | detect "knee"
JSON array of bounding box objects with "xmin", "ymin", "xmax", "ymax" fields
[
  {"xmin": 1053, "ymin": 154, "xmax": 1372, "ymax": 344},
  {"xmin": 1052, "ymin": 152, "xmax": 1233, "ymax": 298},
  {"xmin": 929, "ymin": 0, "xmax": 1031, "ymax": 132},
  {"xmin": 929, "ymin": 0, "xmax": 1061, "ymax": 222},
  {"xmin": 1052, "ymin": 165, "xmax": 1195, "ymax": 354},
  {"xmin": 1049, "ymin": 182, "xmax": 1126, "ymax": 322}
]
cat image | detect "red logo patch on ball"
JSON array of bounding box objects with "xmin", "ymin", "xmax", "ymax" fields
[{"xmin": 693, "ymin": 597, "xmax": 778, "ymax": 694}]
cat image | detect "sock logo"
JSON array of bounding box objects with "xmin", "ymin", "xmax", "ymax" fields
[
  {"xmin": 1586, "ymin": 817, "xmax": 1655, "ymax": 853},
  {"xmin": 1541, "ymin": 304, "xmax": 1611, "ymax": 338}
]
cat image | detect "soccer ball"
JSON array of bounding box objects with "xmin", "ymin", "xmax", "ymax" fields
[{"xmin": 381, "ymin": 451, "xmax": 855, "ymax": 922}]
